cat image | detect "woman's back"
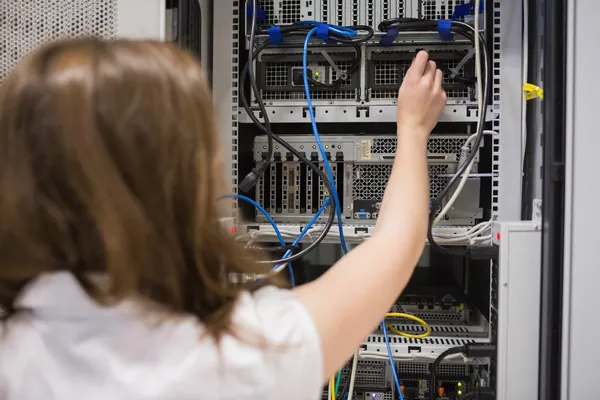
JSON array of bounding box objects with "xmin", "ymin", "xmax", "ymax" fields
[{"xmin": 1, "ymin": 272, "xmax": 322, "ymax": 399}]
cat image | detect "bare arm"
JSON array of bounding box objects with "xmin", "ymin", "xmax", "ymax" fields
[{"xmin": 293, "ymin": 51, "xmax": 447, "ymax": 380}]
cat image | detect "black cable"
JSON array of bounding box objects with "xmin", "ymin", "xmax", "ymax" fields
[
  {"xmin": 239, "ymin": 22, "xmax": 375, "ymax": 264},
  {"xmin": 240, "ymin": 0, "xmax": 274, "ymax": 192},
  {"xmin": 428, "ymin": 344, "xmax": 496, "ymax": 400},
  {"xmin": 338, "ymin": 361, "xmax": 352, "ymax": 398},
  {"xmin": 241, "ymin": 38, "xmax": 336, "ymax": 265},
  {"xmin": 428, "ymin": 346, "xmax": 466, "ymax": 400},
  {"xmin": 376, "ymin": 18, "xmax": 492, "ymax": 256},
  {"xmin": 428, "ymin": 24, "xmax": 491, "ymax": 256}
]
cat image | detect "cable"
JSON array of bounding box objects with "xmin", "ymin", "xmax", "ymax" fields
[
  {"xmin": 384, "ymin": 312, "xmax": 432, "ymax": 339},
  {"xmin": 382, "ymin": 322, "xmax": 404, "ymax": 400},
  {"xmin": 433, "ymin": 131, "xmax": 497, "ymax": 228},
  {"xmin": 302, "ymin": 27, "xmax": 349, "ymax": 254},
  {"xmin": 374, "ymin": 16, "xmax": 491, "ymax": 255},
  {"xmin": 240, "ymin": 22, "xmax": 374, "ymax": 259},
  {"xmin": 428, "ymin": 346, "xmax": 466, "ymax": 400},
  {"xmin": 428, "ymin": 24, "xmax": 490, "ymax": 255},
  {"xmin": 241, "ymin": 40, "xmax": 336, "ymax": 264},
  {"xmin": 330, "ymin": 376, "xmax": 337, "ymax": 400},
  {"xmin": 428, "ymin": 344, "xmax": 496, "ymax": 400},
  {"xmin": 347, "ymin": 351, "xmax": 359, "ymax": 400},
  {"xmin": 220, "ymin": 193, "xmax": 294, "ymax": 285},
  {"xmin": 265, "ymin": 198, "xmax": 331, "ymax": 276},
  {"xmin": 240, "ymin": 0, "xmax": 274, "ymax": 193},
  {"xmin": 334, "ymin": 369, "xmax": 343, "ymax": 397}
]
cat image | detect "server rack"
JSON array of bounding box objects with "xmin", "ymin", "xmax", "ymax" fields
[{"xmin": 212, "ymin": 1, "xmax": 531, "ymax": 399}]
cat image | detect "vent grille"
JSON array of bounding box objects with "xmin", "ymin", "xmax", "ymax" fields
[
  {"xmin": 371, "ymin": 137, "xmax": 468, "ymax": 156},
  {"xmin": 367, "ymin": 334, "xmax": 477, "ymax": 346},
  {"xmin": 265, "ymin": 64, "xmax": 288, "ymax": 86},
  {"xmin": 352, "ymin": 164, "xmax": 457, "ymax": 202},
  {"xmin": 396, "ymin": 361, "xmax": 469, "ymax": 376},
  {"xmin": 370, "ymin": 55, "xmax": 472, "ymax": 100},
  {"xmin": 280, "ymin": 0, "xmax": 301, "ymax": 24},
  {"xmin": 374, "ymin": 61, "xmax": 400, "ymax": 85},
  {"xmin": 1, "ymin": 0, "xmax": 117, "ymax": 83},
  {"xmin": 420, "ymin": 0, "xmax": 468, "ymax": 20}
]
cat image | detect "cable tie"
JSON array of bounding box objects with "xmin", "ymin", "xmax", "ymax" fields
[
  {"xmin": 267, "ymin": 26, "xmax": 283, "ymax": 45},
  {"xmin": 316, "ymin": 22, "xmax": 337, "ymax": 44},
  {"xmin": 379, "ymin": 27, "xmax": 399, "ymax": 46},
  {"xmin": 437, "ymin": 19, "xmax": 454, "ymax": 41},
  {"xmin": 247, "ymin": 4, "xmax": 267, "ymax": 21},
  {"xmin": 523, "ymin": 83, "xmax": 544, "ymax": 100},
  {"xmin": 452, "ymin": 3, "xmax": 471, "ymax": 20}
]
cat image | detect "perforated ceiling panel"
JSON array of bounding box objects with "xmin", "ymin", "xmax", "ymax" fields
[{"xmin": 0, "ymin": 0, "xmax": 117, "ymax": 82}]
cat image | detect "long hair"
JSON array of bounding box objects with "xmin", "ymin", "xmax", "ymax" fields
[{"xmin": 0, "ymin": 38, "xmax": 281, "ymax": 338}]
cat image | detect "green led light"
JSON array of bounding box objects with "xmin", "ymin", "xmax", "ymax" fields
[
  {"xmin": 458, "ymin": 390, "xmax": 463, "ymax": 395},
  {"xmin": 458, "ymin": 382, "xmax": 463, "ymax": 387}
]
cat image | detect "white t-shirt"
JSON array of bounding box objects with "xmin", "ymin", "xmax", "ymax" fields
[{"xmin": 0, "ymin": 272, "xmax": 323, "ymax": 400}]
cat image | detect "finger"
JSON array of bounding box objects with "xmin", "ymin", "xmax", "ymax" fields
[
  {"xmin": 434, "ymin": 68, "xmax": 443, "ymax": 89},
  {"xmin": 405, "ymin": 51, "xmax": 429, "ymax": 81},
  {"xmin": 423, "ymin": 60, "xmax": 437, "ymax": 86}
]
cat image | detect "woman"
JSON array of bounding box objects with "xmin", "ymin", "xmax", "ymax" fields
[{"xmin": 0, "ymin": 39, "xmax": 446, "ymax": 399}]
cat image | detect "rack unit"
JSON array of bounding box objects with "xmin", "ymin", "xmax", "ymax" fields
[{"xmin": 253, "ymin": 134, "xmax": 482, "ymax": 225}]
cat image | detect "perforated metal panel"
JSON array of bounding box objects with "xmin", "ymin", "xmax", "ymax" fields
[
  {"xmin": 396, "ymin": 361, "xmax": 469, "ymax": 376},
  {"xmin": 371, "ymin": 137, "xmax": 469, "ymax": 156},
  {"xmin": 352, "ymin": 164, "xmax": 456, "ymax": 202},
  {"xmin": 259, "ymin": 57, "xmax": 358, "ymax": 101},
  {"xmin": 420, "ymin": 0, "xmax": 467, "ymax": 20},
  {"xmin": 0, "ymin": 0, "xmax": 118, "ymax": 83},
  {"xmin": 338, "ymin": 360, "xmax": 388, "ymax": 389}
]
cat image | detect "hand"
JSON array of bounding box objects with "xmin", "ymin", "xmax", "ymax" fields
[{"xmin": 396, "ymin": 51, "xmax": 447, "ymax": 141}]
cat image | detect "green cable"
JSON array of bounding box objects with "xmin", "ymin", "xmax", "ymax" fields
[{"xmin": 335, "ymin": 369, "xmax": 343, "ymax": 397}]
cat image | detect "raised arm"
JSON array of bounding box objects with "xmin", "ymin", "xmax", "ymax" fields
[{"xmin": 293, "ymin": 51, "xmax": 447, "ymax": 380}]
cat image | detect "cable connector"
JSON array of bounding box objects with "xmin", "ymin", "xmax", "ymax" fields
[
  {"xmin": 239, "ymin": 162, "xmax": 267, "ymax": 193},
  {"xmin": 458, "ymin": 145, "xmax": 470, "ymax": 170},
  {"xmin": 464, "ymin": 343, "xmax": 496, "ymax": 357}
]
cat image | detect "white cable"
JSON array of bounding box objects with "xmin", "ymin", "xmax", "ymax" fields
[
  {"xmin": 358, "ymin": 350, "xmax": 472, "ymax": 363},
  {"xmin": 433, "ymin": 130, "xmax": 496, "ymax": 228},
  {"xmin": 433, "ymin": 0, "xmax": 484, "ymax": 228},
  {"xmin": 346, "ymin": 351, "xmax": 359, "ymax": 400}
]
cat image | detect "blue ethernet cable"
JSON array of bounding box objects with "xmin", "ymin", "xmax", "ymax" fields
[
  {"xmin": 302, "ymin": 24, "xmax": 405, "ymax": 400},
  {"xmin": 271, "ymin": 198, "xmax": 331, "ymax": 274},
  {"xmin": 220, "ymin": 193, "xmax": 294, "ymax": 286},
  {"xmin": 302, "ymin": 26, "xmax": 350, "ymax": 254},
  {"xmin": 382, "ymin": 322, "xmax": 405, "ymax": 400}
]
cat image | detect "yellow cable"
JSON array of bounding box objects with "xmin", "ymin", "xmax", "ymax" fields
[
  {"xmin": 330, "ymin": 376, "xmax": 336, "ymax": 400},
  {"xmin": 385, "ymin": 312, "xmax": 432, "ymax": 339}
]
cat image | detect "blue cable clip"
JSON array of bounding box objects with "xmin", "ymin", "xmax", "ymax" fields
[
  {"xmin": 379, "ymin": 27, "xmax": 399, "ymax": 46},
  {"xmin": 437, "ymin": 19, "xmax": 453, "ymax": 41},
  {"xmin": 268, "ymin": 26, "xmax": 283, "ymax": 44},
  {"xmin": 316, "ymin": 23, "xmax": 330, "ymax": 41},
  {"xmin": 247, "ymin": 4, "xmax": 267, "ymax": 21},
  {"xmin": 452, "ymin": 0, "xmax": 484, "ymax": 20},
  {"xmin": 452, "ymin": 3, "xmax": 470, "ymax": 20}
]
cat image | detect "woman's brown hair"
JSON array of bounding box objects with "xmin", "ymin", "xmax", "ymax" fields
[{"xmin": 0, "ymin": 38, "xmax": 281, "ymax": 338}]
